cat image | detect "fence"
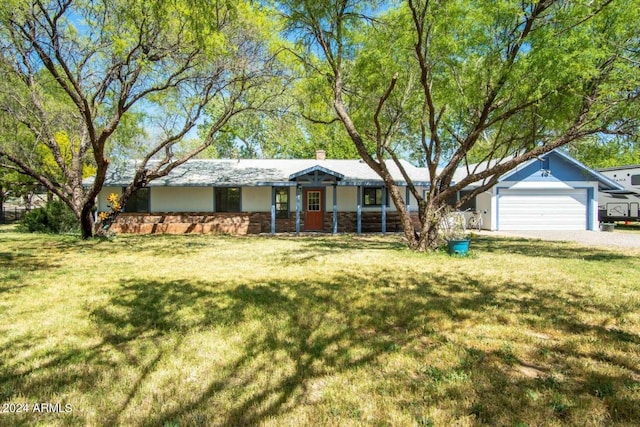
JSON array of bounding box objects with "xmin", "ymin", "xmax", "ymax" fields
[{"xmin": 0, "ymin": 207, "xmax": 27, "ymax": 224}]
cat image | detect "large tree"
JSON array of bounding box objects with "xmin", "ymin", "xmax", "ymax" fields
[
  {"xmin": 0, "ymin": 0, "xmax": 288, "ymax": 238},
  {"xmin": 567, "ymin": 135, "xmax": 640, "ymax": 168},
  {"xmin": 194, "ymin": 64, "xmax": 360, "ymax": 159},
  {"xmin": 281, "ymin": 0, "xmax": 640, "ymax": 250}
]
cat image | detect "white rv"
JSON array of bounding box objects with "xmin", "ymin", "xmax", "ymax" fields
[{"xmin": 597, "ymin": 165, "xmax": 640, "ymax": 222}]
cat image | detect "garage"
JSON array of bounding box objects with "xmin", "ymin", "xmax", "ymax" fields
[
  {"xmin": 468, "ymin": 150, "xmax": 624, "ymax": 231},
  {"xmin": 497, "ymin": 189, "xmax": 588, "ymax": 231}
]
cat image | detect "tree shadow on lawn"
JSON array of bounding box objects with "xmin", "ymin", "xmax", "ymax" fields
[
  {"xmin": 292, "ymin": 234, "xmax": 408, "ymax": 251},
  {"xmin": 273, "ymin": 234, "xmax": 635, "ymax": 266},
  {"xmin": 474, "ymin": 236, "xmax": 637, "ymax": 261},
  {"xmin": 101, "ymin": 233, "xmax": 409, "ymax": 261},
  {"xmin": 275, "ymin": 236, "xmax": 408, "ymax": 266},
  {"xmin": 0, "ymin": 251, "xmax": 60, "ymax": 273},
  {"xmin": 2, "ymin": 269, "xmax": 639, "ymax": 426},
  {"xmin": 429, "ymin": 344, "xmax": 640, "ymax": 425},
  {"xmin": 0, "ymin": 250, "xmax": 61, "ymax": 293},
  {"xmin": 86, "ymin": 278, "xmax": 399, "ymax": 426}
]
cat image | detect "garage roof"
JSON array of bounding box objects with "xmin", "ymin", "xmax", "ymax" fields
[{"xmin": 452, "ymin": 150, "xmax": 624, "ymax": 191}]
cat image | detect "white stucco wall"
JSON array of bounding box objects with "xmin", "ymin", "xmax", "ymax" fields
[
  {"xmin": 406, "ymin": 188, "xmax": 424, "ymax": 211},
  {"xmin": 333, "ymin": 186, "xmax": 425, "ymax": 212},
  {"xmin": 284, "ymin": 187, "xmax": 295, "ymax": 213},
  {"xmin": 97, "ymin": 187, "xmax": 122, "ymax": 212},
  {"xmin": 96, "ymin": 184, "xmax": 428, "ymax": 214},
  {"xmin": 336, "ymin": 187, "xmax": 356, "ymax": 211},
  {"xmin": 475, "ymin": 191, "xmax": 492, "ymax": 230},
  {"xmin": 151, "ymin": 187, "xmax": 214, "ymax": 212},
  {"xmin": 242, "ymin": 187, "xmax": 271, "ymax": 212}
]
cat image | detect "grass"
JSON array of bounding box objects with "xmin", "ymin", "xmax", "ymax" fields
[
  {"xmin": 1, "ymin": 225, "xmax": 639, "ymax": 426},
  {"xmin": 613, "ymin": 222, "xmax": 640, "ymax": 234}
]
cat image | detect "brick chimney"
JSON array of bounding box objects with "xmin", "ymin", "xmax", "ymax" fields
[{"xmin": 315, "ymin": 149, "xmax": 326, "ymax": 161}]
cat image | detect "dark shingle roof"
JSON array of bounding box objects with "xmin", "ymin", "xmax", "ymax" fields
[{"xmin": 90, "ymin": 158, "xmax": 430, "ymax": 187}]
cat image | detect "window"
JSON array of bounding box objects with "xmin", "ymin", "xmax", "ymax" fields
[
  {"xmin": 275, "ymin": 188, "xmax": 289, "ymax": 219},
  {"xmin": 215, "ymin": 187, "xmax": 241, "ymax": 212},
  {"xmin": 631, "ymin": 174, "xmax": 640, "ymax": 186},
  {"xmin": 445, "ymin": 192, "xmax": 458, "ymax": 207},
  {"xmin": 124, "ymin": 187, "xmax": 149, "ymax": 213},
  {"xmin": 363, "ymin": 187, "xmax": 388, "ymax": 206},
  {"xmin": 459, "ymin": 190, "xmax": 477, "ymax": 211},
  {"xmin": 444, "ymin": 190, "xmax": 476, "ymax": 210},
  {"xmin": 307, "ymin": 190, "xmax": 321, "ymax": 211}
]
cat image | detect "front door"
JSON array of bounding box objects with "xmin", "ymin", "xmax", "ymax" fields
[{"xmin": 304, "ymin": 189, "xmax": 324, "ymax": 231}]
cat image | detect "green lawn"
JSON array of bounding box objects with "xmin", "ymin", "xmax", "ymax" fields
[
  {"xmin": 613, "ymin": 222, "xmax": 640, "ymax": 234},
  {"xmin": 1, "ymin": 226, "xmax": 639, "ymax": 427}
]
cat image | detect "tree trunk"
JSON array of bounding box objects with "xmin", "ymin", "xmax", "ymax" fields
[
  {"xmin": 424, "ymin": 216, "xmax": 441, "ymax": 250},
  {"xmin": 80, "ymin": 204, "xmax": 95, "ymax": 239},
  {"xmin": 383, "ymin": 183, "xmax": 420, "ymax": 250},
  {"xmin": 0, "ymin": 188, "xmax": 4, "ymax": 225},
  {"xmin": 414, "ymin": 198, "xmax": 446, "ymax": 251}
]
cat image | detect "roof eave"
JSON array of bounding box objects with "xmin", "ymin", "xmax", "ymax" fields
[
  {"xmin": 497, "ymin": 149, "xmax": 625, "ymax": 191},
  {"xmin": 551, "ymin": 150, "xmax": 625, "ymax": 191},
  {"xmin": 288, "ymin": 165, "xmax": 345, "ymax": 181}
]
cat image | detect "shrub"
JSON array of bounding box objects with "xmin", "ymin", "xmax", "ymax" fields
[
  {"xmin": 19, "ymin": 207, "xmax": 49, "ymax": 233},
  {"xmin": 19, "ymin": 200, "xmax": 79, "ymax": 234}
]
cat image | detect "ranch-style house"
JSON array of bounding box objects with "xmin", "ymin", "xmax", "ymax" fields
[{"xmin": 93, "ymin": 149, "xmax": 623, "ymax": 234}]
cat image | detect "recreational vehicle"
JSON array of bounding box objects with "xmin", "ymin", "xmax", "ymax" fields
[{"xmin": 598, "ymin": 165, "xmax": 640, "ymax": 222}]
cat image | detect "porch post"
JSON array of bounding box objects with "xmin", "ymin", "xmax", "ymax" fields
[
  {"xmin": 295, "ymin": 185, "xmax": 301, "ymax": 236},
  {"xmin": 332, "ymin": 184, "xmax": 338, "ymax": 234},
  {"xmin": 270, "ymin": 186, "xmax": 276, "ymax": 235},
  {"xmin": 357, "ymin": 185, "xmax": 362, "ymax": 235},
  {"xmin": 381, "ymin": 187, "xmax": 387, "ymax": 235},
  {"xmin": 406, "ymin": 186, "xmax": 411, "ymax": 232},
  {"xmin": 587, "ymin": 187, "xmax": 595, "ymax": 231}
]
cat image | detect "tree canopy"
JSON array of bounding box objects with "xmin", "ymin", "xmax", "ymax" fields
[
  {"xmin": 568, "ymin": 136, "xmax": 640, "ymax": 168},
  {"xmin": 0, "ymin": 0, "xmax": 638, "ymax": 246},
  {"xmin": 0, "ymin": 0, "xmax": 289, "ymax": 237},
  {"xmin": 280, "ymin": 0, "xmax": 640, "ymax": 249}
]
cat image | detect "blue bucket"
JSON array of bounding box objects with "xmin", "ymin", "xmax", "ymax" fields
[{"xmin": 448, "ymin": 239, "xmax": 470, "ymax": 256}]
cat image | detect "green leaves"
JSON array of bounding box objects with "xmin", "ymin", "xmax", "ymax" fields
[
  {"xmin": 568, "ymin": 136, "xmax": 640, "ymax": 168},
  {"xmin": 279, "ymin": 0, "xmax": 640, "ymax": 248},
  {"xmin": 0, "ymin": 0, "xmax": 294, "ymax": 237}
]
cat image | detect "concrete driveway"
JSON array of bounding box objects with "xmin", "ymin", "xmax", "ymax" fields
[{"xmin": 488, "ymin": 230, "xmax": 640, "ymax": 249}]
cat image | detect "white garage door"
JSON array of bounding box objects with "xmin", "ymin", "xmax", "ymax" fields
[{"xmin": 498, "ymin": 189, "xmax": 588, "ymax": 230}]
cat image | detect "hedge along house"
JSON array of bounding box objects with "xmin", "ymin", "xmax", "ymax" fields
[
  {"xmin": 454, "ymin": 149, "xmax": 623, "ymax": 231},
  {"xmin": 94, "ymin": 150, "xmax": 430, "ymax": 235}
]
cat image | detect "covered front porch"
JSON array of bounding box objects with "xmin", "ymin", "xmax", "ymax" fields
[{"xmin": 268, "ymin": 165, "xmax": 418, "ymax": 235}]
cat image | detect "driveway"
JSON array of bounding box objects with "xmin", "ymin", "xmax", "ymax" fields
[{"xmin": 488, "ymin": 230, "xmax": 640, "ymax": 249}]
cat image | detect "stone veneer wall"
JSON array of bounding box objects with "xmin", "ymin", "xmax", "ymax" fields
[{"xmin": 110, "ymin": 211, "xmax": 421, "ymax": 235}]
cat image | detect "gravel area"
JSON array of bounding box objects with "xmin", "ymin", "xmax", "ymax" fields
[{"xmin": 488, "ymin": 230, "xmax": 640, "ymax": 249}]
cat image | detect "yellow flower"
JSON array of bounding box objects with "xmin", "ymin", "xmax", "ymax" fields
[
  {"xmin": 98, "ymin": 212, "xmax": 109, "ymax": 221},
  {"xmin": 107, "ymin": 193, "xmax": 120, "ymax": 204}
]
